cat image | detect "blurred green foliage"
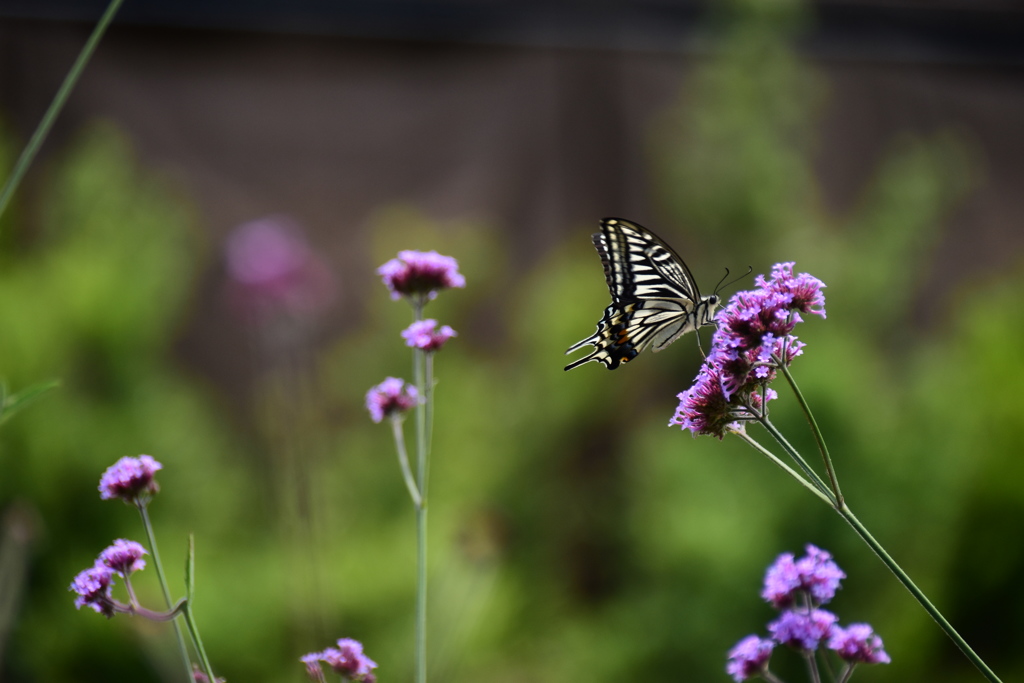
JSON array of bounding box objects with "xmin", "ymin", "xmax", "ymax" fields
[{"xmin": 2, "ymin": 2, "xmax": 1023, "ymax": 682}]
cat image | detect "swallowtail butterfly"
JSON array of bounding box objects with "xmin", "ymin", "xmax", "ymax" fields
[{"xmin": 564, "ymin": 218, "xmax": 721, "ymax": 371}]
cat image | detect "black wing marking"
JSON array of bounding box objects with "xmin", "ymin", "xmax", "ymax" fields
[{"xmin": 564, "ymin": 218, "xmax": 717, "ymax": 371}]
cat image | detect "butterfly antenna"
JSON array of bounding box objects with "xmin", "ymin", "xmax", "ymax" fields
[{"xmin": 714, "ymin": 266, "xmax": 753, "ymax": 295}]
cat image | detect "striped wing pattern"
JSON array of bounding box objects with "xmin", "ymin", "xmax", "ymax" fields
[{"xmin": 564, "ymin": 218, "xmax": 718, "ymax": 371}]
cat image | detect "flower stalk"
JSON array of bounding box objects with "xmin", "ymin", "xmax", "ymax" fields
[
  {"xmin": 138, "ymin": 502, "xmax": 193, "ymax": 679},
  {"xmin": 373, "ymin": 249, "xmax": 463, "ymax": 683},
  {"xmin": 412, "ymin": 299, "xmax": 429, "ymax": 683}
]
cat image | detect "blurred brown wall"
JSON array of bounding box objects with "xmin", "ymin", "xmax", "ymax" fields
[{"xmin": 1, "ymin": 12, "xmax": 1023, "ymax": 388}]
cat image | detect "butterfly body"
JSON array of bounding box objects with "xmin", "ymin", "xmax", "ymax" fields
[{"xmin": 564, "ymin": 218, "xmax": 720, "ymax": 371}]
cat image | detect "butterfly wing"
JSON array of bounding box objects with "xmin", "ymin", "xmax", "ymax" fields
[{"xmin": 564, "ymin": 218, "xmax": 713, "ymax": 371}]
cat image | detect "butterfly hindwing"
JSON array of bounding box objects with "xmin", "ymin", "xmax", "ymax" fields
[{"xmin": 564, "ymin": 218, "xmax": 719, "ymax": 371}]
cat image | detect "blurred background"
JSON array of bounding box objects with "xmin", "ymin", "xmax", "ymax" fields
[{"xmin": 1, "ymin": 0, "xmax": 1023, "ymax": 681}]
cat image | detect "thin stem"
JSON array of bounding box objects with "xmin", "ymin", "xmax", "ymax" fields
[
  {"xmin": 415, "ymin": 489, "xmax": 427, "ymax": 683},
  {"xmin": 391, "ymin": 416, "xmax": 422, "ymax": 507},
  {"xmin": 761, "ymin": 670, "xmax": 787, "ymax": 683},
  {"xmin": 423, "ymin": 351, "xmax": 435, "ymax": 500},
  {"xmin": 838, "ymin": 505, "xmax": 1002, "ymax": 683},
  {"xmin": 114, "ymin": 597, "xmax": 186, "ymax": 622},
  {"xmin": 755, "ymin": 418, "xmax": 834, "ymax": 502},
  {"xmin": 816, "ymin": 646, "xmax": 836, "ymax": 682},
  {"xmin": 0, "ymin": 0, "xmax": 126, "ymax": 221},
  {"xmin": 778, "ymin": 363, "xmax": 843, "ymax": 506},
  {"xmin": 182, "ymin": 600, "xmax": 218, "ymax": 683},
  {"xmin": 122, "ymin": 573, "xmax": 141, "ymax": 609},
  {"xmin": 137, "ymin": 502, "xmax": 193, "ymax": 681},
  {"xmin": 411, "ymin": 299, "xmax": 428, "ymax": 683},
  {"xmin": 732, "ymin": 430, "xmax": 833, "ymax": 506},
  {"xmin": 803, "ymin": 650, "xmax": 822, "ymax": 683},
  {"xmin": 836, "ymin": 663, "xmax": 854, "ymax": 683}
]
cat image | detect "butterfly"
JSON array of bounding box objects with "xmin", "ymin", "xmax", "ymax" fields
[{"xmin": 564, "ymin": 217, "xmax": 723, "ymax": 371}]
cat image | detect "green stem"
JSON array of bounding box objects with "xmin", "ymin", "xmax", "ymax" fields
[
  {"xmin": 755, "ymin": 418, "xmax": 833, "ymax": 501},
  {"xmin": 778, "ymin": 363, "xmax": 843, "ymax": 506},
  {"xmin": 0, "ymin": 0, "xmax": 126, "ymax": 221},
  {"xmin": 391, "ymin": 416, "xmax": 422, "ymax": 508},
  {"xmin": 137, "ymin": 502, "xmax": 193, "ymax": 681},
  {"xmin": 803, "ymin": 650, "xmax": 821, "ymax": 683},
  {"xmin": 182, "ymin": 601, "xmax": 218, "ymax": 683},
  {"xmin": 412, "ymin": 300, "xmax": 428, "ymax": 683},
  {"xmin": 733, "ymin": 430, "xmax": 832, "ymax": 505},
  {"xmin": 838, "ymin": 505, "xmax": 1002, "ymax": 683}
]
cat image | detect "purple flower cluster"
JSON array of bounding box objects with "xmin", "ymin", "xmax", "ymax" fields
[
  {"xmin": 402, "ymin": 319, "xmax": 457, "ymax": 352},
  {"xmin": 762, "ymin": 544, "xmax": 846, "ymax": 608},
  {"xmin": 369, "ymin": 248, "xmax": 462, "ymax": 422},
  {"xmin": 69, "ymin": 539, "xmax": 149, "ymax": 618},
  {"xmin": 671, "ymin": 262, "xmax": 825, "ymax": 438},
  {"xmin": 726, "ymin": 636, "xmax": 774, "ymax": 682},
  {"xmin": 768, "ymin": 608, "xmax": 838, "ymax": 651},
  {"xmin": 99, "ymin": 455, "xmax": 162, "ymax": 503},
  {"xmin": 301, "ymin": 638, "xmax": 378, "ymax": 683},
  {"xmin": 726, "ymin": 545, "xmax": 889, "ymax": 681},
  {"xmin": 378, "ymin": 250, "xmax": 465, "ymax": 302},
  {"xmin": 828, "ymin": 624, "xmax": 892, "ymax": 665},
  {"xmin": 365, "ymin": 377, "xmax": 420, "ymax": 423},
  {"xmin": 98, "ymin": 539, "xmax": 148, "ymax": 576},
  {"xmin": 70, "ymin": 564, "xmax": 116, "ymax": 618}
]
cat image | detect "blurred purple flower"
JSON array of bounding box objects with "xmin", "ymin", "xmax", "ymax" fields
[
  {"xmin": 378, "ymin": 250, "xmax": 464, "ymax": 302},
  {"xmin": 300, "ymin": 653, "xmax": 327, "ymax": 683},
  {"xmin": 366, "ymin": 377, "xmax": 420, "ymax": 423},
  {"xmin": 768, "ymin": 608, "xmax": 838, "ymax": 651},
  {"xmin": 99, "ymin": 455, "xmax": 162, "ymax": 503},
  {"xmin": 98, "ymin": 539, "xmax": 148, "ymax": 576},
  {"xmin": 762, "ymin": 544, "xmax": 846, "ymax": 608},
  {"xmin": 828, "ymin": 623, "xmax": 891, "ymax": 665},
  {"xmin": 192, "ymin": 667, "xmax": 227, "ymax": 683},
  {"xmin": 401, "ymin": 319, "xmax": 457, "ymax": 352},
  {"xmin": 726, "ymin": 635, "xmax": 774, "ymax": 682},
  {"xmin": 225, "ymin": 216, "xmax": 335, "ymax": 322},
  {"xmin": 301, "ymin": 638, "xmax": 377, "ymax": 682},
  {"xmin": 70, "ymin": 564, "xmax": 116, "ymax": 618}
]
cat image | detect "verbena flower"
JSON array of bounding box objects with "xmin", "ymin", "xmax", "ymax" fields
[
  {"xmin": 762, "ymin": 544, "xmax": 846, "ymax": 608},
  {"xmin": 99, "ymin": 455, "xmax": 162, "ymax": 503},
  {"xmin": 728, "ymin": 544, "xmax": 889, "ymax": 678},
  {"xmin": 401, "ymin": 319, "xmax": 457, "ymax": 352},
  {"xmin": 98, "ymin": 539, "xmax": 148, "ymax": 576},
  {"xmin": 378, "ymin": 250, "xmax": 465, "ymax": 301},
  {"xmin": 365, "ymin": 377, "xmax": 420, "ymax": 423},
  {"xmin": 768, "ymin": 608, "xmax": 838, "ymax": 651},
  {"xmin": 301, "ymin": 652, "xmax": 327, "ymax": 683},
  {"xmin": 670, "ymin": 365, "xmax": 778, "ymax": 439},
  {"xmin": 70, "ymin": 564, "xmax": 116, "ymax": 618},
  {"xmin": 301, "ymin": 638, "xmax": 377, "ymax": 683},
  {"xmin": 828, "ymin": 623, "xmax": 891, "ymax": 665},
  {"xmin": 672, "ymin": 262, "xmax": 825, "ymax": 438},
  {"xmin": 224, "ymin": 215, "xmax": 335, "ymax": 321},
  {"xmin": 726, "ymin": 635, "xmax": 774, "ymax": 682}
]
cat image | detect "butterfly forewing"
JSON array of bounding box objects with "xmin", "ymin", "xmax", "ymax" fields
[{"xmin": 564, "ymin": 218, "xmax": 719, "ymax": 371}]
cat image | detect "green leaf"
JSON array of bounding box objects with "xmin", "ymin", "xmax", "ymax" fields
[
  {"xmin": 185, "ymin": 533, "xmax": 195, "ymax": 604},
  {"xmin": 0, "ymin": 380, "xmax": 59, "ymax": 427}
]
